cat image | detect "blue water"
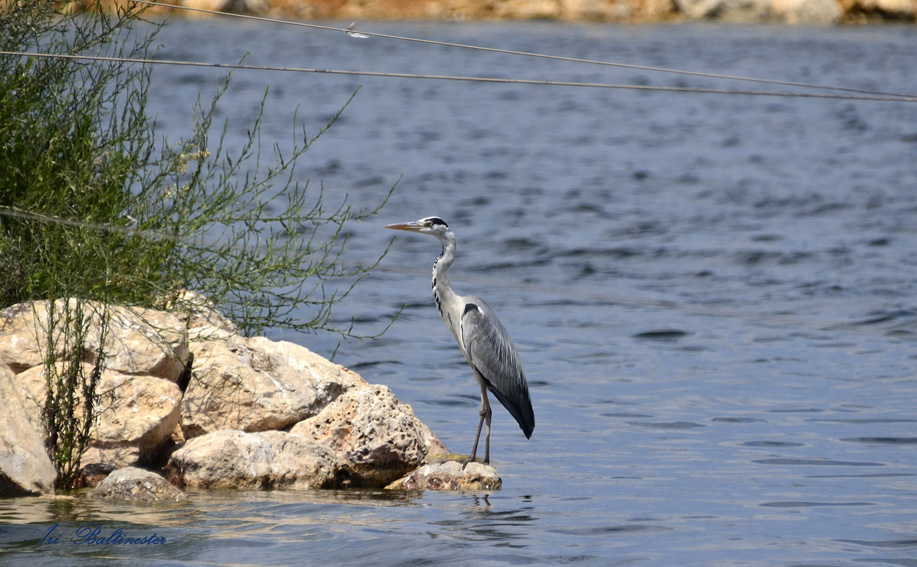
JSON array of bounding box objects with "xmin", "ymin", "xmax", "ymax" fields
[{"xmin": 3, "ymin": 18, "xmax": 917, "ymax": 567}]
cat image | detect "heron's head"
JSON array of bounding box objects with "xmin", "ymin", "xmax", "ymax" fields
[{"xmin": 385, "ymin": 216, "xmax": 450, "ymax": 237}]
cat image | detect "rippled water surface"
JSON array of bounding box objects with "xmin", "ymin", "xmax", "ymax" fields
[{"xmin": 3, "ymin": 18, "xmax": 917, "ymax": 567}]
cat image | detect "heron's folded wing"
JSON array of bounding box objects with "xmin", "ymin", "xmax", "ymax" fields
[{"xmin": 460, "ymin": 300, "xmax": 534, "ymax": 438}]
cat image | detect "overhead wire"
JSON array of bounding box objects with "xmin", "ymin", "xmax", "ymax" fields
[{"xmin": 2, "ymin": 49, "xmax": 915, "ymax": 103}]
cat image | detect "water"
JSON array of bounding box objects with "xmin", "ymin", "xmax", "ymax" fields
[{"xmin": 3, "ymin": 19, "xmax": 917, "ymax": 566}]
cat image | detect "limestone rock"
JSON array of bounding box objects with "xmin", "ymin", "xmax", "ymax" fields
[
  {"xmin": 493, "ymin": 0, "xmax": 562, "ymax": 19},
  {"xmin": 19, "ymin": 363, "xmax": 182, "ymax": 472},
  {"xmin": 0, "ymin": 300, "xmax": 189, "ymax": 382},
  {"xmin": 386, "ymin": 461, "xmax": 502, "ymax": 491},
  {"xmin": 93, "ymin": 467, "xmax": 186, "ymax": 501},
  {"xmin": 416, "ymin": 421, "xmax": 451, "ymax": 460},
  {"xmin": 676, "ymin": 0, "xmax": 845, "ymax": 21},
  {"xmin": 181, "ymin": 336, "xmax": 365, "ymax": 439},
  {"xmin": 771, "ymin": 0, "xmax": 843, "ymax": 23},
  {"xmin": 162, "ymin": 289, "xmax": 238, "ymax": 341},
  {"xmin": 557, "ymin": 0, "xmax": 677, "ymax": 20},
  {"xmin": 289, "ymin": 384, "xmax": 434, "ymax": 487},
  {"xmin": 167, "ymin": 429, "xmax": 337, "ymax": 489},
  {"xmin": 844, "ymin": 0, "xmax": 915, "ymax": 18},
  {"xmin": 0, "ymin": 365, "xmax": 56, "ymax": 496},
  {"xmin": 674, "ymin": 0, "xmax": 770, "ymax": 20}
]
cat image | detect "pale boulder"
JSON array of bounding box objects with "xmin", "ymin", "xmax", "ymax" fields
[
  {"xmin": 181, "ymin": 336, "xmax": 364, "ymax": 439},
  {"xmin": 163, "ymin": 289, "xmax": 238, "ymax": 340},
  {"xmin": 0, "ymin": 300, "xmax": 189, "ymax": 382},
  {"xmin": 493, "ymin": 0, "xmax": 562, "ymax": 19},
  {"xmin": 167, "ymin": 429, "xmax": 337, "ymax": 489},
  {"xmin": 289, "ymin": 384, "xmax": 434, "ymax": 487},
  {"xmin": 386, "ymin": 461, "xmax": 502, "ymax": 491},
  {"xmin": 676, "ymin": 0, "xmax": 845, "ymax": 21},
  {"xmin": 771, "ymin": 0, "xmax": 843, "ymax": 22},
  {"xmin": 19, "ymin": 363, "xmax": 181, "ymax": 472},
  {"xmin": 0, "ymin": 364, "xmax": 56, "ymax": 496},
  {"xmin": 674, "ymin": 0, "xmax": 771, "ymax": 20},
  {"xmin": 93, "ymin": 466, "xmax": 186, "ymax": 501}
]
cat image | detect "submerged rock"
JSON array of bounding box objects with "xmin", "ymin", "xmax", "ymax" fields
[
  {"xmin": 93, "ymin": 467, "xmax": 186, "ymax": 502},
  {"xmin": 386, "ymin": 461, "xmax": 502, "ymax": 491}
]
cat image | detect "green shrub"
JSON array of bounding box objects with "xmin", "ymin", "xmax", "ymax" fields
[{"xmin": 0, "ymin": 0, "xmax": 394, "ymax": 488}]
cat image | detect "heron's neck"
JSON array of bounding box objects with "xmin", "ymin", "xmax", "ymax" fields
[{"xmin": 432, "ymin": 232, "xmax": 458, "ymax": 319}]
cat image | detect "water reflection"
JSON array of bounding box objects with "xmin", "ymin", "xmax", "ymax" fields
[{"xmin": 429, "ymin": 493, "xmax": 538, "ymax": 548}]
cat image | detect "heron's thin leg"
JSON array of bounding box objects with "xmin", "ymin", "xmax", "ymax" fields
[
  {"xmin": 483, "ymin": 393, "xmax": 492, "ymax": 465},
  {"xmin": 466, "ymin": 385, "xmax": 491, "ymax": 466}
]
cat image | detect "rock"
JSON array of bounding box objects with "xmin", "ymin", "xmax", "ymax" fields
[
  {"xmin": 386, "ymin": 461, "xmax": 502, "ymax": 491},
  {"xmin": 289, "ymin": 384, "xmax": 436, "ymax": 487},
  {"xmin": 0, "ymin": 300, "xmax": 189, "ymax": 382},
  {"xmin": 166, "ymin": 429, "xmax": 337, "ymax": 489},
  {"xmin": 675, "ymin": 0, "xmax": 845, "ymax": 21},
  {"xmin": 416, "ymin": 421, "xmax": 451, "ymax": 460},
  {"xmin": 674, "ymin": 0, "xmax": 771, "ymax": 20},
  {"xmin": 181, "ymin": 336, "xmax": 365, "ymax": 439},
  {"xmin": 19, "ymin": 363, "xmax": 181, "ymax": 473},
  {"xmin": 557, "ymin": 0, "xmax": 677, "ymax": 21},
  {"xmin": 493, "ymin": 0, "xmax": 562, "ymax": 19},
  {"xmin": 771, "ymin": 0, "xmax": 843, "ymax": 23},
  {"xmin": 162, "ymin": 289, "xmax": 238, "ymax": 340},
  {"xmin": 844, "ymin": 0, "xmax": 915, "ymax": 18},
  {"xmin": 0, "ymin": 364, "xmax": 56, "ymax": 496},
  {"xmin": 93, "ymin": 467, "xmax": 186, "ymax": 501}
]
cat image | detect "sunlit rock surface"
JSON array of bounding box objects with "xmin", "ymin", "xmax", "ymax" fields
[
  {"xmin": 93, "ymin": 466, "xmax": 187, "ymax": 502},
  {"xmin": 167, "ymin": 429, "xmax": 339, "ymax": 489},
  {"xmin": 386, "ymin": 461, "xmax": 502, "ymax": 491},
  {"xmin": 0, "ymin": 364, "xmax": 56, "ymax": 496}
]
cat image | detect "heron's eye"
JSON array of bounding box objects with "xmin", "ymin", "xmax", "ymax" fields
[{"xmin": 423, "ymin": 221, "xmax": 432, "ymax": 228}]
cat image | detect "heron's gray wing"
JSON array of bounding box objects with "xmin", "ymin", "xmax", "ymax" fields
[{"xmin": 460, "ymin": 299, "xmax": 534, "ymax": 438}]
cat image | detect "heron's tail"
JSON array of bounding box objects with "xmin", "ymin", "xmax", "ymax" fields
[{"xmin": 489, "ymin": 385, "xmax": 534, "ymax": 439}]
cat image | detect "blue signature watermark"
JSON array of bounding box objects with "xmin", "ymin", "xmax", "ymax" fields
[{"xmin": 31, "ymin": 523, "xmax": 167, "ymax": 545}]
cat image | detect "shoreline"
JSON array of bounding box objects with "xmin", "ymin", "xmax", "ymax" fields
[{"xmin": 94, "ymin": 0, "xmax": 916, "ymax": 25}]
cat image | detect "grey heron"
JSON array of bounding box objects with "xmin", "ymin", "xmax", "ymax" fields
[{"xmin": 386, "ymin": 217, "xmax": 534, "ymax": 464}]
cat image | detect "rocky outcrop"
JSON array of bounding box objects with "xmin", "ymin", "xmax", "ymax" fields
[
  {"xmin": 93, "ymin": 466, "xmax": 187, "ymax": 501},
  {"xmin": 166, "ymin": 429, "xmax": 338, "ymax": 489},
  {"xmin": 0, "ymin": 298, "xmax": 455, "ymax": 494},
  {"xmin": 0, "ymin": 364, "xmax": 56, "ymax": 496},
  {"xmin": 386, "ymin": 461, "xmax": 502, "ymax": 491}
]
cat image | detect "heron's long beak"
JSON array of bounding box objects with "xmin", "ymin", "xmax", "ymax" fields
[{"xmin": 385, "ymin": 222, "xmax": 423, "ymax": 232}]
